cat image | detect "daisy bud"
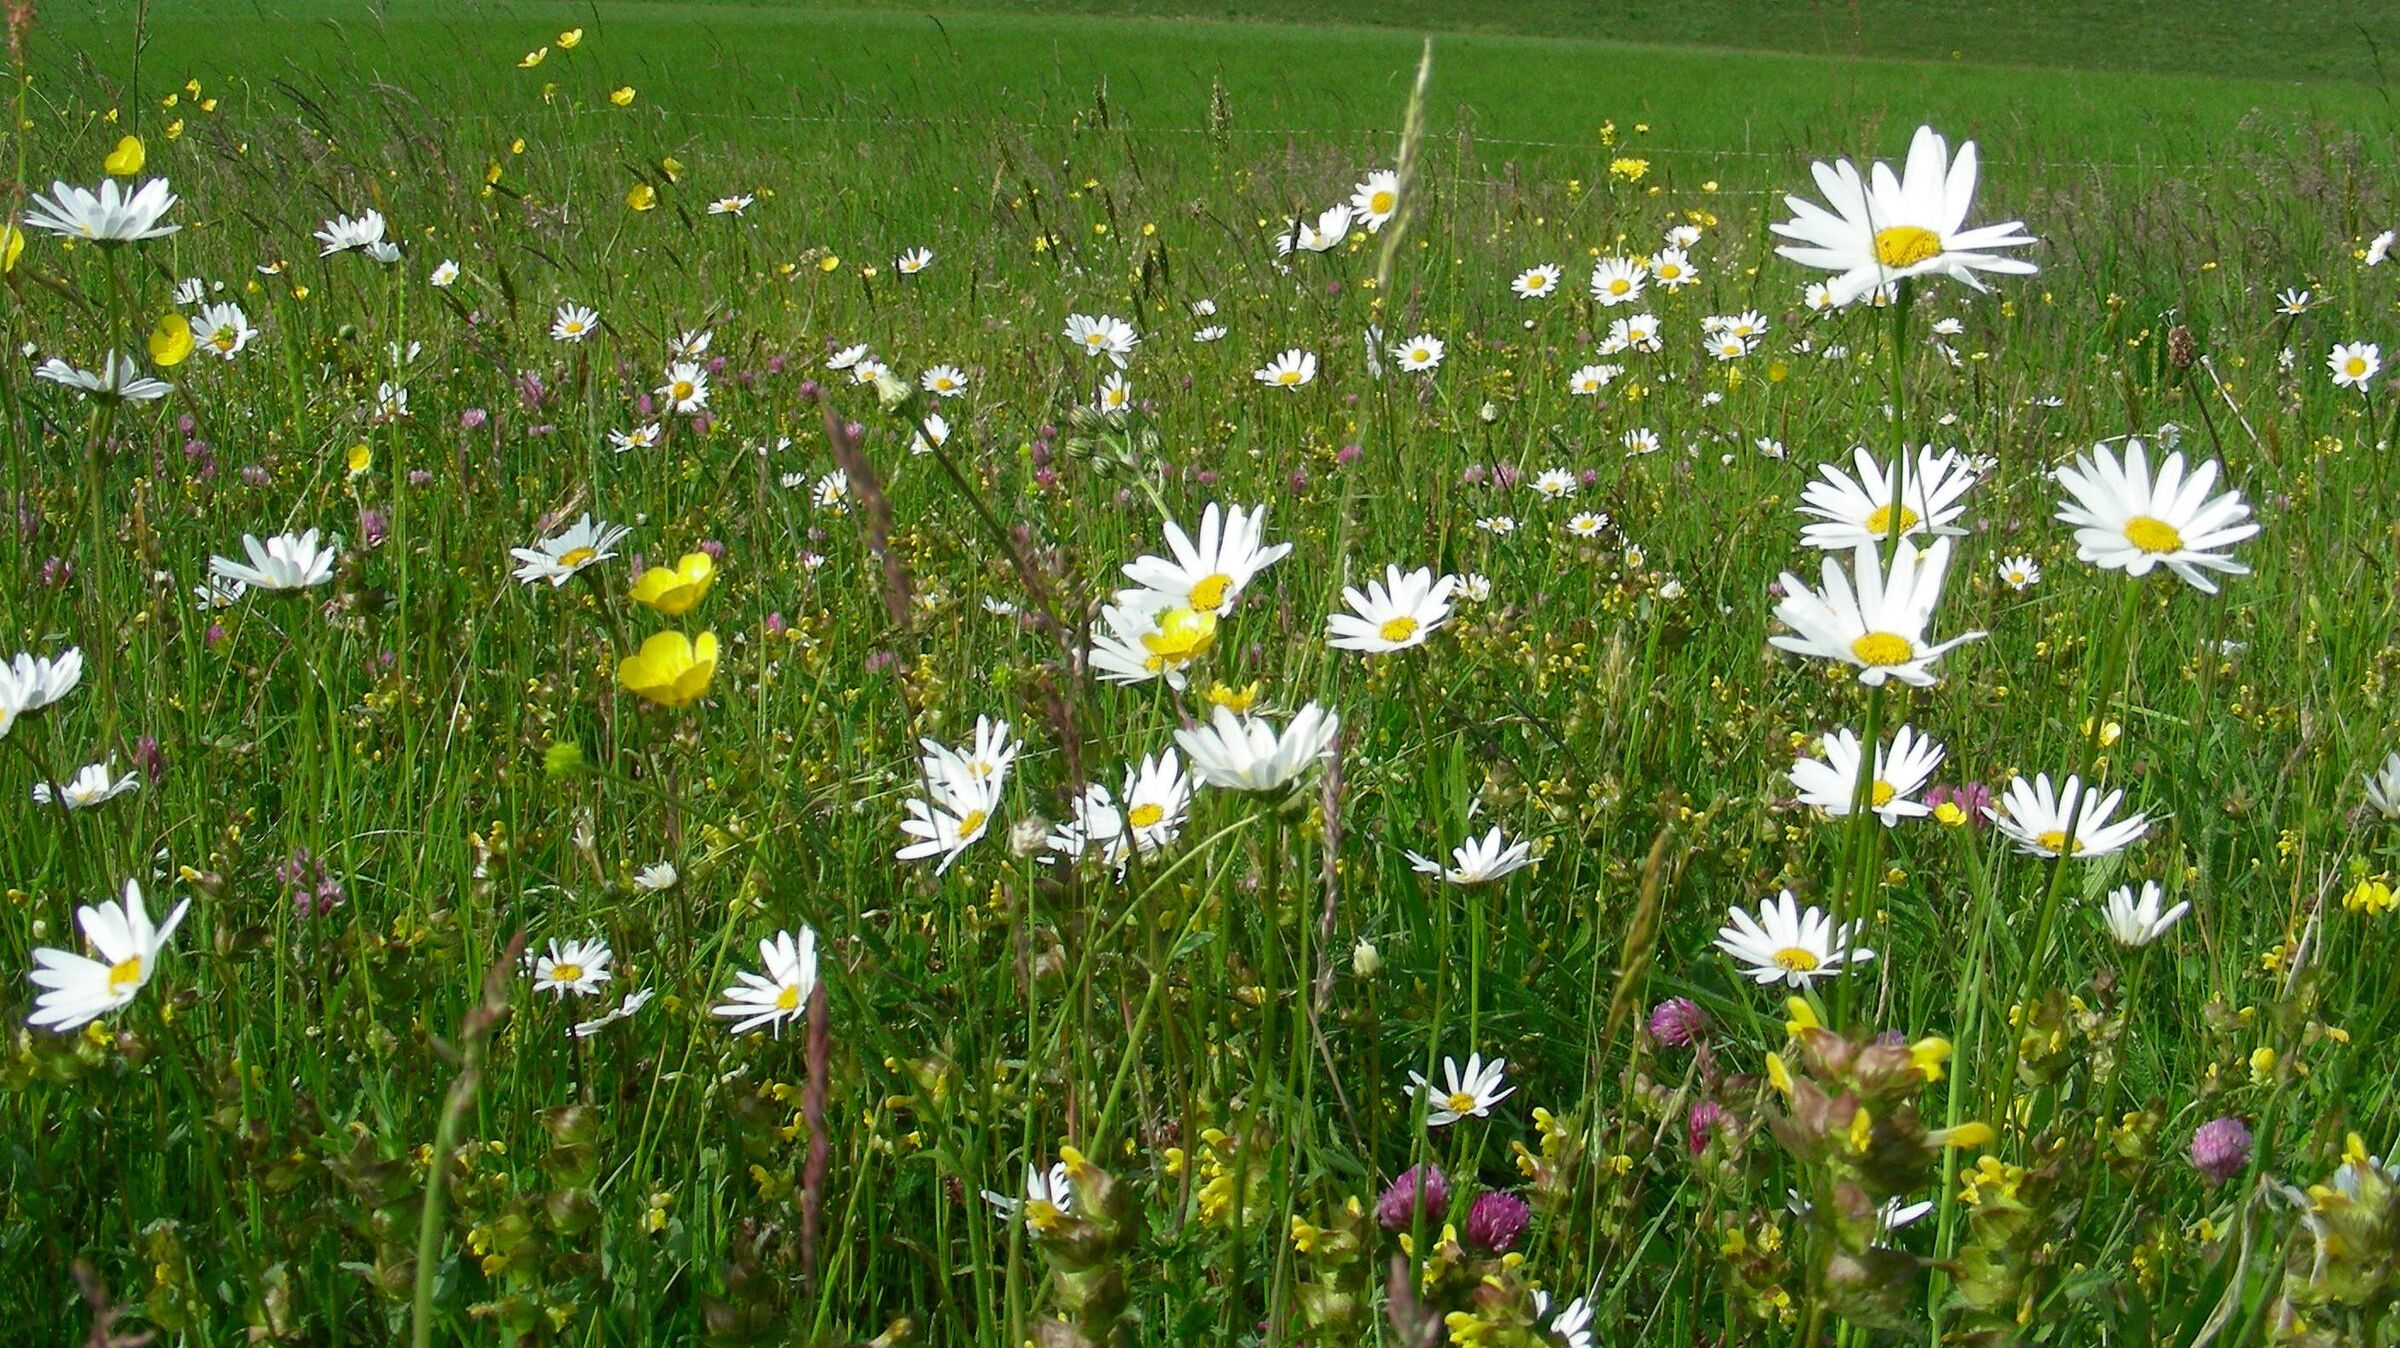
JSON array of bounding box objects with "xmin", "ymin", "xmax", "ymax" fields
[
  {"xmin": 1463, "ymin": 1191, "xmax": 1529, "ymax": 1252},
  {"xmin": 1375, "ymin": 1164, "xmax": 1448, "ymax": 1232},
  {"xmin": 2191, "ymin": 1116, "xmax": 2252, "ymax": 1186}
]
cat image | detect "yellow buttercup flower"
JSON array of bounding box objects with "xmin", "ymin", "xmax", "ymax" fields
[
  {"xmin": 518, "ymin": 47, "xmax": 548, "ymax": 69},
  {"xmin": 164, "ymin": 119, "xmax": 185, "ymax": 141},
  {"xmin": 2, "ymin": 223, "xmax": 22, "ymax": 274},
  {"xmin": 557, "ymin": 27, "xmax": 583, "ymax": 48},
  {"xmin": 610, "ymin": 86, "xmax": 636, "ymax": 107},
  {"xmin": 625, "ymin": 183, "xmax": 656, "ymax": 212},
  {"xmin": 660, "ymin": 156, "xmax": 684, "ymax": 182},
  {"xmin": 104, "ymin": 135, "xmax": 145, "ymax": 176},
  {"xmin": 629, "ymin": 553, "xmax": 716, "ymax": 616},
  {"xmin": 619, "ymin": 631, "xmax": 717, "ymax": 708},
  {"xmin": 345, "ymin": 443, "xmax": 372, "ymax": 478},
  {"xmin": 148, "ymin": 312, "xmax": 193, "ymax": 367}
]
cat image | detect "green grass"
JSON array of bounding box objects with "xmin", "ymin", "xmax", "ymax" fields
[{"xmin": 5, "ymin": 2, "xmax": 2400, "ymax": 1345}]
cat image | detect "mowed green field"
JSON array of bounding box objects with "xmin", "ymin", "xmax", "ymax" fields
[{"xmin": 6, "ymin": 2, "xmax": 2400, "ymax": 1346}]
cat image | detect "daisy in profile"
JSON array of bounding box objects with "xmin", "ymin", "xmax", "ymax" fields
[
  {"xmin": 511, "ymin": 514, "xmax": 630, "ymax": 587},
  {"xmin": 1326, "ymin": 565, "xmax": 1458, "ymax": 654},
  {"xmin": 1986, "ymin": 773, "xmax": 2149, "ymax": 858},
  {"xmin": 2365, "ymin": 751, "xmax": 2400, "ymax": 819},
  {"xmin": 1406, "ymin": 827, "xmax": 1537, "ymax": 886},
  {"xmin": 1119, "ymin": 502, "xmax": 1291, "ymax": 616},
  {"xmin": 1278, "ymin": 204, "xmax": 1352, "ymax": 256},
  {"xmin": 1608, "ymin": 313, "xmax": 1662, "ymax": 353},
  {"xmin": 1771, "ymin": 124, "xmax": 2037, "ymax": 306},
  {"xmin": 1788, "ymin": 725, "xmax": 1945, "ymax": 825},
  {"xmin": 550, "ymin": 303, "xmax": 599, "ymax": 342},
  {"xmin": 31, "ymin": 762, "xmax": 140, "ymax": 809},
  {"xmin": 2052, "ymin": 439, "xmax": 2257, "ymax": 593},
  {"xmin": 920, "ymin": 364, "xmax": 968, "ymax": 398},
  {"xmin": 2099, "ymin": 880, "xmax": 2189, "ymax": 947},
  {"xmin": 1063, "ymin": 312, "xmax": 1139, "ymax": 368},
  {"xmin": 1797, "ymin": 446, "xmax": 1976, "ymax": 550},
  {"xmin": 919, "ymin": 715, "xmax": 1020, "ymax": 801},
  {"xmin": 1050, "ymin": 751, "xmax": 1191, "ymax": 866},
  {"xmin": 708, "ymin": 194, "xmax": 754, "ymax": 216},
  {"xmin": 1391, "ymin": 333, "xmax": 1444, "ymax": 373},
  {"xmin": 1350, "ymin": 169, "xmax": 1400, "ymax": 231},
  {"xmin": 1193, "ymin": 325, "xmax": 1227, "ymax": 343},
  {"xmin": 657, "ymin": 362, "xmax": 711, "ymax": 414},
  {"xmin": 529, "ymin": 936, "xmax": 614, "ymax": 997},
  {"xmin": 1770, "ymin": 538, "xmax": 1983, "ymax": 687},
  {"xmin": 2369, "ymin": 230, "xmax": 2396, "ymax": 266},
  {"xmin": 896, "ymin": 246, "xmax": 934, "ymax": 274},
  {"xmin": 711, "ymin": 927, "xmax": 820, "ymax": 1036},
  {"xmin": 1090, "ymin": 600, "xmax": 1217, "ymax": 689},
  {"xmin": 669, "ymin": 329, "xmax": 713, "ymax": 360},
  {"xmin": 1511, "ymin": 263, "xmax": 1562, "ymax": 300},
  {"xmin": 910, "ymin": 410, "xmax": 953, "ymax": 455},
  {"xmin": 1537, "ymin": 1293, "xmax": 1596, "ymax": 1348},
  {"xmin": 1622, "ymin": 427, "xmax": 1661, "ymax": 456},
  {"xmin": 2328, "ymin": 341, "xmax": 2380, "ymax": 390},
  {"xmin": 1408, "ymin": 1052, "xmax": 1514, "ymax": 1126},
  {"xmin": 1649, "ymin": 246, "xmax": 1699, "ymax": 290},
  {"xmin": 0, "ymin": 649, "xmax": 84, "ymax": 740},
  {"xmin": 1589, "ymin": 256, "xmax": 1646, "ymax": 306},
  {"xmin": 190, "ymin": 302, "xmax": 257, "ymax": 359},
  {"xmin": 24, "ymin": 178, "xmax": 179, "ymax": 242},
  {"xmin": 1254, "ymin": 348, "xmax": 1317, "ymax": 389},
  {"xmin": 1716, "ymin": 889, "xmax": 1873, "ymax": 988},
  {"xmin": 429, "ymin": 259, "xmax": 460, "ymax": 287},
  {"xmin": 1175, "ymin": 703, "xmax": 1340, "ymax": 794},
  {"xmin": 313, "ymin": 209, "xmax": 387, "ymax": 257},
  {"xmin": 26, "ymin": 880, "xmax": 189, "ymax": 1031},
  {"xmin": 210, "ymin": 529, "xmax": 339, "ymax": 591},
  {"xmin": 813, "ymin": 470, "xmax": 850, "ymax": 513},
  {"xmin": 1996, "ymin": 554, "xmax": 2041, "ymax": 590}
]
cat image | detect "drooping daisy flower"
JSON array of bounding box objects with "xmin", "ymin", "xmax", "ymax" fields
[
  {"xmin": 314, "ymin": 209, "xmax": 388, "ymax": 257},
  {"xmin": 1405, "ymin": 827, "xmax": 1537, "ymax": 886},
  {"xmin": 1537, "ymin": 1293, "xmax": 1596, "ymax": 1348},
  {"xmin": 980, "ymin": 1163, "xmax": 1073, "ymax": 1228},
  {"xmin": 920, "ymin": 364, "xmax": 969, "ymax": 398},
  {"xmin": 1254, "ymin": 348, "xmax": 1317, "ymax": 389},
  {"xmin": 0, "ymin": 649, "xmax": 83, "ymax": 743},
  {"xmin": 190, "ymin": 302, "xmax": 257, "ymax": 359},
  {"xmin": 23, "ymin": 178, "xmax": 179, "ymax": 242},
  {"xmin": 657, "ymin": 361, "xmax": 711, "ymax": 414},
  {"xmin": 1407, "ymin": 1053, "xmax": 1514, "ymax": 1126},
  {"xmin": 1118, "ymin": 502, "xmax": 1291, "ymax": 617},
  {"xmin": 668, "ymin": 329, "xmax": 713, "ymax": 360},
  {"xmin": 1715, "ymin": 889, "xmax": 1874, "ymax": 988},
  {"xmin": 910, "ymin": 410, "xmax": 954, "ymax": 455},
  {"xmin": 26, "ymin": 880, "xmax": 189, "ymax": 1031},
  {"xmin": 1350, "ymin": 169, "xmax": 1400, "ymax": 232},
  {"xmin": 1769, "ymin": 538, "xmax": 1983, "ymax": 687},
  {"xmin": 1986, "ymin": 773, "xmax": 2149, "ymax": 859},
  {"xmin": 1771, "ymin": 124, "xmax": 2036, "ymax": 306},
  {"xmin": 209, "ymin": 529, "xmax": 339, "ymax": 592},
  {"xmin": 1175, "ymin": 702, "xmax": 1340, "ymax": 794},
  {"xmin": 1326, "ymin": 564, "xmax": 1458, "ymax": 654},
  {"xmin": 896, "ymin": 246, "xmax": 934, "ymax": 274},
  {"xmin": 1063, "ymin": 312, "xmax": 1139, "ymax": 367},
  {"xmin": 2365, "ymin": 751, "xmax": 2400, "ymax": 819},
  {"xmin": 1589, "ymin": 255, "xmax": 1646, "ymax": 306},
  {"xmin": 529, "ymin": 936, "xmax": 615, "ymax": 997},
  {"xmin": 1390, "ymin": 333, "xmax": 1444, "ymax": 373},
  {"xmin": 31, "ymin": 761, "xmax": 140, "ymax": 809},
  {"xmin": 570, "ymin": 987, "xmax": 655, "ymax": 1038},
  {"xmin": 633, "ymin": 862, "xmax": 679, "ymax": 891},
  {"xmin": 1277, "ymin": 204, "xmax": 1352, "ymax": 255},
  {"xmin": 550, "ymin": 303, "xmax": 599, "ymax": 342},
  {"xmin": 511, "ymin": 514, "xmax": 631, "ymax": 587},
  {"xmin": 1788, "ymin": 724, "xmax": 1945, "ymax": 825},
  {"xmin": 1193, "ymin": 325, "xmax": 1227, "ymax": 343},
  {"xmin": 711, "ymin": 927, "xmax": 820, "ymax": 1036},
  {"xmin": 2099, "ymin": 881, "xmax": 2189, "ymax": 947},
  {"xmin": 1797, "ymin": 446, "xmax": 1976, "ymax": 550},
  {"xmin": 34, "ymin": 354, "xmax": 172, "ymax": 402},
  {"xmin": 1996, "ymin": 554, "xmax": 2041, "ymax": 590},
  {"xmin": 2328, "ymin": 341, "xmax": 2380, "ymax": 390},
  {"xmin": 1512, "ymin": 264, "xmax": 1562, "ymax": 300},
  {"xmin": 2052, "ymin": 439, "xmax": 2257, "ymax": 593}
]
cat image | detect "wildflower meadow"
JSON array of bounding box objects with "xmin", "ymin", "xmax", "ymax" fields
[{"xmin": 7, "ymin": 2, "xmax": 2400, "ymax": 1343}]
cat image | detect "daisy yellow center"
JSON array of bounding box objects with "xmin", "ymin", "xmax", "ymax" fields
[
  {"xmin": 557, "ymin": 546, "xmax": 597, "ymax": 568},
  {"xmin": 672, "ymin": 380, "xmax": 695, "ymax": 401},
  {"xmin": 774, "ymin": 983, "xmax": 801, "ymax": 1012},
  {"xmin": 1850, "ymin": 631, "xmax": 1914, "ymax": 666},
  {"xmin": 956, "ymin": 808, "xmax": 989, "ymax": 837},
  {"xmin": 1276, "ymin": 370, "xmax": 1302, "ymax": 384},
  {"xmin": 1873, "ymin": 225, "xmax": 1943, "ymax": 268},
  {"xmin": 1412, "ymin": 347, "xmax": 1431, "ymax": 361},
  {"xmin": 106, "ymin": 955, "xmax": 144, "ymax": 995},
  {"xmin": 1526, "ymin": 274, "xmax": 1549, "ymax": 290},
  {"xmin": 1378, "ymin": 615, "xmax": 1420, "ymax": 644},
  {"xmin": 1771, "ymin": 946, "xmax": 1821, "ymax": 973},
  {"xmin": 2122, "ymin": 515, "xmax": 2183, "ymax": 554},
  {"xmin": 1870, "ymin": 780, "xmax": 1896, "ymax": 807},
  {"xmin": 1370, "ymin": 190, "xmax": 1396, "ymax": 214},
  {"xmin": 1659, "ymin": 264, "xmax": 1681, "ymax": 279},
  {"xmin": 211, "ymin": 331, "xmax": 236, "ymax": 351},
  {"xmin": 2034, "ymin": 830, "xmax": 2087, "ymax": 855},
  {"xmin": 1085, "ymin": 333, "xmax": 1105, "ymax": 345},
  {"xmin": 2346, "ymin": 356, "xmax": 2369, "ymax": 377},
  {"xmin": 1864, "ymin": 504, "xmax": 1919, "ymax": 535},
  {"xmin": 1188, "ymin": 574, "xmax": 1232, "ymax": 610},
  {"xmin": 1127, "ymin": 803, "xmax": 1166, "ymax": 828},
  {"xmin": 1609, "ymin": 279, "xmax": 1631, "ymax": 294},
  {"xmin": 1446, "ymin": 1090, "xmax": 1480, "ymax": 1114},
  {"xmin": 936, "ymin": 378, "xmax": 955, "ymax": 390},
  {"xmin": 550, "ymin": 962, "xmax": 584, "ymax": 984}
]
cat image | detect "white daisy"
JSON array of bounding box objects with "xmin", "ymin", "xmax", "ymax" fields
[
  {"xmin": 2052, "ymin": 439, "xmax": 2257, "ymax": 593},
  {"xmin": 1174, "ymin": 703, "xmax": 1340, "ymax": 794},
  {"xmin": 1253, "ymin": 348, "xmax": 1317, "ymax": 389},
  {"xmin": 209, "ymin": 529, "xmax": 338, "ymax": 592},
  {"xmin": 429, "ymin": 259, "xmax": 460, "ymax": 287},
  {"xmin": 1405, "ymin": 827, "xmax": 1537, "ymax": 886},
  {"xmin": 1119, "ymin": 503, "xmax": 1292, "ymax": 616},
  {"xmin": 1770, "ymin": 124, "xmax": 2037, "ymax": 306},
  {"xmin": 2099, "ymin": 880, "xmax": 2189, "ymax": 948},
  {"xmin": 1350, "ymin": 169, "xmax": 1400, "ymax": 231},
  {"xmin": 26, "ymin": 880, "xmax": 189, "ymax": 1031},
  {"xmin": 1407, "ymin": 1052, "xmax": 1514, "ymax": 1126},
  {"xmin": 314, "ymin": 209, "xmax": 388, "ymax": 257},
  {"xmin": 1325, "ymin": 565, "xmax": 1457, "ymax": 654},
  {"xmin": 710, "ymin": 928, "xmax": 820, "ymax": 1036},
  {"xmin": 1788, "ymin": 725, "xmax": 1945, "ymax": 825},
  {"xmin": 1391, "ymin": 333, "xmax": 1444, "ymax": 373},
  {"xmin": 1797, "ymin": 446, "xmax": 1976, "ymax": 551},
  {"xmin": 23, "ymin": 178, "xmax": 179, "ymax": 242},
  {"xmin": 190, "ymin": 302, "xmax": 257, "ymax": 359},
  {"xmin": 920, "ymin": 364, "xmax": 969, "ymax": 398},
  {"xmin": 529, "ymin": 936, "xmax": 615, "ymax": 997},
  {"xmin": 1996, "ymin": 554, "xmax": 2041, "ymax": 590},
  {"xmin": 511, "ymin": 514, "xmax": 631, "ymax": 587},
  {"xmin": 657, "ymin": 362, "xmax": 711, "ymax": 414},
  {"xmin": 1986, "ymin": 773, "xmax": 2150, "ymax": 859},
  {"xmin": 896, "ymin": 775, "xmax": 1001, "ymax": 874},
  {"xmin": 1589, "ymin": 255, "xmax": 1646, "ymax": 306},
  {"xmin": 550, "ymin": 303, "xmax": 600, "ymax": 342},
  {"xmin": 2328, "ymin": 341, "xmax": 2380, "ymax": 390},
  {"xmin": 1649, "ymin": 246, "xmax": 1699, "ymax": 290},
  {"xmin": 33, "ymin": 354, "xmax": 172, "ymax": 402},
  {"xmin": 1063, "ymin": 312, "xmax": 1139, "ymax": 367},
  {"xmin": 1512, "ymin": 264, "xmax": 1562, "ymax": 300},
  {"xmin": 981, "ymin": 1163, "xmax": 1073, "ymax": 1230},
  {"xmin": 896, "ymin": 246, "xmax": 934, "ymax": 274},
  {"xmin": 31, "ymin": 761, "xmax": 140, "ymax": 809},
  {"xmin": 1089, "ymin": 600, "xmax": 1217, "ymax": 690},
  {"xmin": 2365, "ymin": 751, "xmax": 2400, "ymax": 819},
  {"xmin": 1715, "ymin": 889, "xmax": 1874, "ymax": 988},
  {"xmin": 570, "ymin": 987, "xmax": 655, "ymax": 1038},
  {"xmin": 1769, "ymin": 538, "xmax": 1983, "ymax": 687}
]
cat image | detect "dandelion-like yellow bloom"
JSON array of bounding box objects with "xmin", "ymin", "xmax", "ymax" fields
[
  {"xmin": 104, "ymin": 135, "xmax": 145, "ymax": 176},
  {"xmin": 629, "ymin": 553, "xmax": 716, "ymax": 616},
  {"xmin": 147, "ymin": 312, "xmax": 193, "ymax": 367},
  {"xmin": 619, "ymin": 631, "xmax": 718, "ymax": 708}
]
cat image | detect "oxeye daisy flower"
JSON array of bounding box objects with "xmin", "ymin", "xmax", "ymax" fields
[
  {"xmin": 896, "ymin": 246, "xmax": 933, "ymax": 274},
  {"xmin": 2276, "ymin": 288, "xmax": 2312, "ymax": 316},
  {"xmin": 1326, "ymin": 564, "xmax": 1457, "ymax": 654},
  {"xmin": 1565, "ymin": 512, "xmax": 1609, "ymax": 539},
  {"xmin": 33, "ymin": 353, "xmax": 172, "ymax": 402},
  {"xmin": 0, "ymin": 649, "xmax": 83, "ymax": 742},
  {"xmin": 1253, "ymin": 348, "xmax": 1317, "ymax": 388},
  {"xmin": 313, "ymin": 209, "xmax": 388, "ymax": 257},
  {"xmin": 1589, "ymin": 255, "xmax": 1646, "ymax": 306},
  {"xmin": 1986, "ymin": 773, "xmax": 2149, "ymax": 859},
  {"xmin": 919, "ymin": 364, "xmax": 968, "ymax": 398},
  {"xmin": 657, "ymin": 361, "xmax": 711, "ymax": 414},
  {"xmin": 710, "ymin": 927, "xmax": 819, "ymax": 1036},
  {"xmin": 2370, "ymin": 230, "xmax": 2396, "ymax": 266},
  {"xmin": 1090, "ymin": 600, "xmax": 1217, "ymax": 690},
  {"xmin": 1797, "ymin": 446, "xmax": 1976, "ymax": 550},
  {"xmin": 609, "ymin": 423, "xmax": 662, "ymax": 454},
  {"xmin": 1063, "ymin": 312, "xmax": 1139, "ymax": 367},
  {"xmin": 910, "ymin": 410, "xmax": 953, "ymax": 454},
  {"xmin": 1769, "ymin": 538, "xmax": 1984, "ymax": 687},
  {"xmin": 1406, "ymin": 827, "xmax": 1537, "ymax": 886},
  {"xmin": 1706, "ymin": 333, "xmax": 1753, "ymax": 361},
  {"xmin": 2100, "ymin": 881, "xmax": 2189, "ymax": 947},
  {"xmin": 1118, "ymin": 502, "xmax": 1291, "ymax": 616},
  {"xmin": 428, "ymin": 258, "xmax": 460, "ymax": 287},
  {"xmin": 919, "ymin": 715, "xmax": 1019, "ymax": 802},
  {"xmin": 1407, "ymin": 1053, "xmax": 1514, "ymax": 1126},
  {"xmin": 1771, "ymin": 124, "xmax": 2036, "ymax": 306},
  {"xmin": 1531, "ymin": 468, "xmax": 1577, "ymax": 499},
  {"xmin": 1716, "ymin": 889, "xmax": 1873, "ymax": 988},
  {"xmin": 549, "ymin": 303, "xmax": 599, "ymax": 342},
  {"xmin": 1996, "ymin": 554, "xmax": 2041, "ymax": 590},
  {"xmin": 1391, "ymin": 333, "xmax": 1444, "ymax": 372},
  {"xmin": 24, "ymin": 178, "xmax": 179, "ymax": 242},
  {"xmin": 1621, "ymin": 427, "xmax": 1661, "ymax": 456},
  {"xmin": 1175, "ymin": 702, "xmax": 1340, "ymax": 794},
  {"xmin": 1649, "ymin": 246, "xmax": 1699, "ymax": 290},
  {"xmin": 669, "ymin": 329, "xmax": 713, "ymax": 360},
  {"xmin": 1049, "ymin": 751, "xmax": 1191, "ymax": 866},
  {"xmin": 529, "ymin": 936, "xmax": 614, "ymax": 997},
  {"xmin": 1567, "ymin": 363, "xmax": 1619, "ymax": 396},
  {"xmin": 26, "ymin": 880, "xmax": 189, "ymax": 1031},
  {"xmin": 1536, "ymin": 1293, "xmax": 1596, "ymax": 1348},
  {"xmin": 190, "ymin": 302, "xmax": 256, "ymax": 359},
  {"xmin": 511, "ymin": 513, "xmax": 630, "ymax": 587},
  {"xmin": 981, "ymin": 1163, "xmax": 1072, "ymax": 1229},
  {"xmin": 31, "ymin": 761, "xmax": 139, "ymax": 809},
  {"xmin": 813, "ymin": 469, "xmax": 850, "ymax": 512},
  {"xmin": 210, "ymin": 529, "xmax": 338, "ymax": 591},
  {"xmin": 1789, "ymin": 724, "xmax": 1945, "ymax": 825},
  {"xmin": 2365, "ymin": 751, "xmax": 2400, "ymax": 819},
  {"xmin": 1511, "ymin": 263, "xmax": 1561, "ymax": 300},
  {"xmin": 1350, "ymin": 169, "xmax": 1400, "ymax": 231},
  {"xmin": 2328, "ymin": 341, "xmax": 2380, "ymax": 390},
  {"xmin": 707, "ymin": 194, "xmax": 754, "ymax": 216},
  {"xmin": 1275, "ymin": 204, "xmax": 1352, "ymax": 256},
  {"xmin": 1193, "ymin": 325, "xmax": 1227, "ymax": 343},
  {"xmin": 2052, "ymin": 439, "xmax": 2257, "ymax": 593},
  {"xmin": 897, "ymin": 774, "xmax": 1001, "ymax": 874}
]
